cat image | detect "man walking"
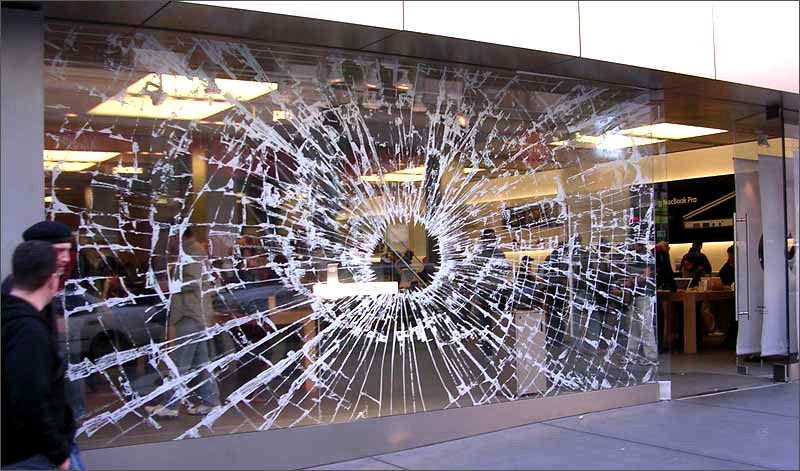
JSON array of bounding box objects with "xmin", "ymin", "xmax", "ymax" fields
[
  {"xmin": 1, "ymin": 221, "xmax": 73, "ymax": 296},
  {"xmin": 1, "ymin": 221, "xmax": 86, "ymax": 460},
  {"xmin": 2, "ymin": 241, "xmax": 78, "ymax": 470}
]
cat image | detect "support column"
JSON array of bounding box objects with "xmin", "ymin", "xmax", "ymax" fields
[{"xmin": 1, "ymin": 6, "xmax": 44, "ymax": 278}]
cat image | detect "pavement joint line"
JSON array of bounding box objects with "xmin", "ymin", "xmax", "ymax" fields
[
  {"xmin": 370, "ymin": 456, "xmax": 408, "ymax": 470},
  {"xmin": 675, "ymin": 381, "xmax": 793, "ymax": 400},
  {"xmin": 540, "ymin": 422, "xmax": 780, "ymax": 470},
  {"xmin": 670, "ymin": 397, "xmax": 800, "ymax": 419}
]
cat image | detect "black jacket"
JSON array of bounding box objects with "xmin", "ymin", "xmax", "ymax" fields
[
  {"xmin": 654, "ymin": 249, "xmax": 677, "ymax": 292},
  {"xmin": 719, "ymin": 261, "xmax": 735, "ymax": 286},
  {"xmin": 2, "ymin": 275, "xmax": 56, "ymax": 333},
  {"xmin": 688, "ymin": 248, "xmax": 713, "ymax": 275},
  {"xmin": 1, "ymin": 293, "xmax": 75, "ymax": 466}
]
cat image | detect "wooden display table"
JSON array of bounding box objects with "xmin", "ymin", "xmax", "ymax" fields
[{"xmin": 658, "ymin": 289, "xmax": 735, "ymax": 354}]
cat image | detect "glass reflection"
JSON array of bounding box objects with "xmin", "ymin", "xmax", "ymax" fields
[{"xmin": 43, "ymin": 23, "xmax": 661, "ymax": 448}]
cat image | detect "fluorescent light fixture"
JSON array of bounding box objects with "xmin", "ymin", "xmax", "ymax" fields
[
  {"xmin": 463, "ymin": 167, "xmax": 485, "ymax": 173},
  {"xmin": 384, "ymin": 173, "xmax": 425, "ymax": 182},
  {"xmin": 113, "ymin": 166, "xmax": 144, "ymax": 175},
  {"xmin": 360, "ymin": 173, "xmax": 425, "ymax": 183},
  {"xmin": 65, "ymin": 113, "xmax": 79, "ymax": 118},
  {"xmin": 89, "ymin": 74, "xmax": 277, "ymax": 120},
  {"xmin": 44, "ymin": 196, "xmax": 53, "ymax": 203},
  {"xmin": 43, "ymin": 150, "xmax": 120, "ymax": 172},
  {"xmin": 549, "ymin": 133, "xmax": 664, "ymax": 150},
  {"xmin": 619, "ymin": 123, "xmax": 727, "ymax": 140},
  {"xmin": 44, "ymin": 161, "xmax": 98, "ymax": 172},
  {"xmin": 44, "ymin": 150, "xmax": 120, "ymax": 163},
  {"xmin": 395, "ymin": 166, "xmax": 426, "ymax": 175},
  {"xmin": 312, "ymin": 281, "xmax": 398, "ymax": 300}
]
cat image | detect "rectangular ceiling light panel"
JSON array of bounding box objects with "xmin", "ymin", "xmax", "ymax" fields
[
  {"xmin": 43, "ymin": 150, "xmax": 120, "ymax": 172},
  {"xmin": 89, "ymin": 74, "xmax": 278, "ymax": 120},
  {"xmin": 619, "ymin": 123, "xmax": 727, "ymax": 140}
]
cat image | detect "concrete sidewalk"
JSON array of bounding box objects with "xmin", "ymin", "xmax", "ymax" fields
[{"xmin": 308, "ymin": 383, "xmax": 799, "ymax": 470}]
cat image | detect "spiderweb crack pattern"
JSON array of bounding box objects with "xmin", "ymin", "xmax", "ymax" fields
[{"xmin": 43, "ymin": 24, "xmax": 660, "ymax": 448}]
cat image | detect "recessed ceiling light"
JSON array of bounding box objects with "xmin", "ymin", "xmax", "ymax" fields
[
  {"xmin": 89, "ymin": 74, "xmax": 277, "ymax": 120},
  {"xmin": 360, "ymin": 173, "xmax": 425, "ymax": 183}
]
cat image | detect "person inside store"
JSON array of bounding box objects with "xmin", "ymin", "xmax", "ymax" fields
[
  {"xmin": 654, "ymin": 241, "xmax": 677, "ymax": 352},
  {"xmin": 679, "ymin": 251, "xmax": 718, "ymax": 349},
  {"xmin": 396, "ymin": 250, "xmax": 417, "ymax": 289},
  {"xmin": 626, "ymin": 242, "xmax": 658, "ymax": 365},
  {"xmin": 719, "ymin": 245, "xmax": 735, "ymax": 286},
  {"xmin": 719, "ymin": 245, "xmax": 738, "ymax": 348},
  {"xmin": 680, "ymin": 252, "xmax": 707, "ymax": 288},
  {"xmin": 2, "ymin": 241, "xmax": 84, "ymax": 470},
  {"xmin": 418, "ymin": 256, "xmax": 436, "ymax": 287},
  {"xmin": 472, "ymin": 228, "xmax": 508, "ymax": 357},
  {"xmin": 688, "ymin": 239, "xmax": 712, "ymax": 274},
  {"xmin": 145, "ymin": 227, "xmax": 221, "ymax": 418},
  {"xmin": 515, "ymin": 255, "xmax": 540, "ymax": 310},
  {"xmin": 538, "ymin": 240, "xmax": 570, "ymax": 356}
]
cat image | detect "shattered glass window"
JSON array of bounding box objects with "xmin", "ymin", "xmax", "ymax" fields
[{"xmin": 44, "ymin": 23, "xmax": 663, "ymax": 449}]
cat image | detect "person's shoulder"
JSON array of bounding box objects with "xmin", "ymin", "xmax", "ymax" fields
[{"xmin": 2, "ymin": 304, "xmax": 50, "ymax": 338}]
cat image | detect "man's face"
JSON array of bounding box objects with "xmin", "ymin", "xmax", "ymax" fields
[{"xmin": 52, "ymin": 242, "xmax": 71, "ymax": 274}]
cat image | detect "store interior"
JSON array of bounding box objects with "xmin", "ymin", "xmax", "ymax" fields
[{"xmin": 37, "ymin": 21, "xmax": 799, "ymax": 450}]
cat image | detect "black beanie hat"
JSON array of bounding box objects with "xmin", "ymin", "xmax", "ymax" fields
[{"xmin": 21, "ymin": 221, "xmax": 72, "ymax": 244}]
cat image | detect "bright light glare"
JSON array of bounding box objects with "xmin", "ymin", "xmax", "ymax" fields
[
  {"xmin": 313, "ymin": 281, "xmax": 399, "ymax": 300},
  {"xmin": 619, "ymin": 123, "xmax": 727, "ymax": 140},
  {"xmin": 89, "ymin": 74, "xmax": 277, "ymax": 120}
]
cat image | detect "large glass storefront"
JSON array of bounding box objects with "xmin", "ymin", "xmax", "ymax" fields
[{"xmin": 45, "ymin": 22, "xmax": 748, "ymax": 450}]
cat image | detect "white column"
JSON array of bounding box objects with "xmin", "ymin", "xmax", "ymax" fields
[{"xmin": 1, "ymin": 7, "xmax": 44, "ymax": 279}]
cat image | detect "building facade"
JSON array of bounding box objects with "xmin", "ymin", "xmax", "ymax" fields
[{"xmin": 1, "ymin": 2, "xmax": 798, "ymax": 469}]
